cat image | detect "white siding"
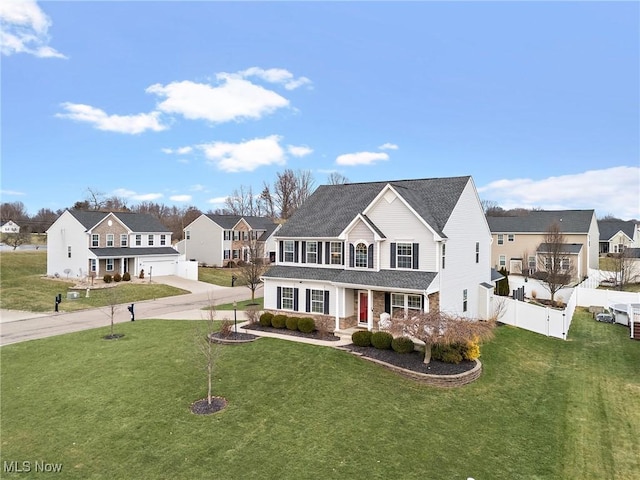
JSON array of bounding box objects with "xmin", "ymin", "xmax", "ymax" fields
[
  {"xmin": 438, "ymin": 179, "xmax": 492, "ymax": 318},
  {"xmin": 46, "ymin": 211, "xmax": 90, "ymax": 278},
  {"xmin": 263, "ymin": 278, "xmax": 336, "ymax": 315},
  {"xmin": 587, "ymin": 213, "xmax": 600, "ymax": 270},
  {"xmin": 183, "ymin": 215, "xmax": 223, "ymax": 266}
]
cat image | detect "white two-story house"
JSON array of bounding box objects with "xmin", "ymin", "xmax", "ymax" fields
[
  {"xmin": 262, "ymin": 176, "xmax": 496, "ymax": 331},
  {"xmin": 46, "ymin": 210, "xmax": 180, "ymax": 279},
  {"xmin": 183, "ymin": 214, "xmax": 280, "ymax": 267}
]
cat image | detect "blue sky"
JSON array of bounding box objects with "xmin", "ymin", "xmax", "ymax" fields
[{"xmin": 2, "ymin": 1, "xmax": 639, "ymax": 220}]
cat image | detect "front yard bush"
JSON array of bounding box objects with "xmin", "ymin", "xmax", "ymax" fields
[
  {"xmin": 286, "ymin": 316, "xmax": 299, "ymax": 331},
  {"xmin": 391, "ymin": 336, "xmax": 415, "ymax": 354},
  {"xmin": 113, "ymin": 273, "xmax": 122, "ymax": 282},
  {"xmin": 259, "ymin": 312, "xmax": 273, "ymax": 327},
  {"xmin": 271, "ymin": 315, "xmax": 287, "ymax": 329},
  {"xmin": 122, "ymin": 272, "xmax": 131, "ymax": 281},
  {"xmin": 103, "ymin": 274, "xmax": 112, "ymax": 284},
  {"xmin": 371, "ymin": 331, "xmax": 393, "ymax": 350},
  {"xmin": 352, "ymin": 330, "xmax": 372, "ymax": 347},
  {"xmin": 298, "ymin": 317, "xmax": 315, "ymax": 334},
  {"xmin": 432, "ymin": 344, "xmax": 464, "ymax": 364},
  {"xmin": 463, "ymin": 340, "xmax": 481, "ymax": 360}
]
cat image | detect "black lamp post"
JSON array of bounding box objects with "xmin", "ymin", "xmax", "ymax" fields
[{"xmin": 233, "ymin": 301, "xmax": 238, "ymax": 334}]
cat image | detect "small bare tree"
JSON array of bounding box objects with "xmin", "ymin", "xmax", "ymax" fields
[
  {"xmin": 1, "ymin": 231, "xmax": 30, "ymax": 250},
  {"xmin": 195, "ymin": 301, "xmax": 224, "ymax": 407},
  {"xmin": 238, "ymin": 239, "xmax": 269, "ymax": 300},
  {"xmin": 386, "ymin": 311, "xmax": 495, "ymax": 364},
  {"xmin": 535, "ymin": 221, "xmax": 577, "ymax": 306},
  {"xmin": 101, "ymin": 285, "xmax": 122, "ymax": 339},
  {"xmin": 609, "ymin": 248, "xmax": 640, "ymax": 290}
]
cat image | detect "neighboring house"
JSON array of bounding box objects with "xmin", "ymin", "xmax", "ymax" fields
[
  {"xmin": 183, "ymin": 214, "xmax": 280, "ymax": 267},
  {"xmin": 487, "ymin": 210, "xmax": 599, "ymax": 282},
  {"xmin": 598, "ymin": 219, "xmax": 640, "ymax": 254},
  {"xmin": 1, "ymin": 220, "xmax": 20, "ymax": 234},
  {"xmin": 46, "ymin": 210, "xmax": 180, "ymax": 279},
  {"xmin": 262, "ymin": 176, "xmax": 495, "ymax": 331}
]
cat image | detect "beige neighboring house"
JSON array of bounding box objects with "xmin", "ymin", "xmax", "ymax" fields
[
  {"xmin": 183, "ymin": 214, "xmax": 280, "ymax": 267},
  {"xmin": 598, "ymin": 219, "xmax": 640, "ymax": 254},
  {"xmin": 1, "ymin": 220, "xmax": 20, "ymax": 234},
  {"xmin": 487, "ymin": 209, "xmax": 599, "ymax": 282}
]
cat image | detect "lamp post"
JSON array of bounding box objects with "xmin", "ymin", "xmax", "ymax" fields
[{"xmin": 233, "ymin": 301, "xmax": 238, "ymax": 334}]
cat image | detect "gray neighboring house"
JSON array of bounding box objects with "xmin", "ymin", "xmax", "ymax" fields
[
  {"xmin": 598, "ymin": 219, "xmax": 640, "ymax": 254},
  {"xmin": 46, "ymin": 210, "xmax": 180, "ymax": 279},
  {"xmin": 262, "ymin": 176, "xmax": 496, "ymax": 331},
  {"xmin": 183, "ymin": 214, "xmax": 279, "ymax": 266},
  {"xmin": 487, "ymin": 209, "xmax": 599, "ymax": 281}
]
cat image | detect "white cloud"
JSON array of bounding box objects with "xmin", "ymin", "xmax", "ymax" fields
[
  {"xmin": 111, "ymin": 188, "xmax": 163, "ymax": 202},
  {"xmin": 170, "ymin": 195, "xmax": 192, "ymax": 202},
  {"xmin": 146, "ymin": 75, "xmax": 289, "ymax": 124},
  {"xmin": 190, "ymin": 184, "xmax": 205, "ymax": 192},
  {"xmin": 0, "ymin": 0, "xmax": 66, "ymax": 58},
  {"xmin": 379, "ymin": 143, "xmax": 399, "ymax": 151},
  {"xmin": 336, "ymin": 151, "xmax": 389, "ymax": 166},
  {"xmin": 287, "ymin": 145, "xmax": 313, "ymax": 157},
  {"xmin": 199, "ymin": 135, "xmax": 286, "ymax": 173},
  {"xmin": 162, "ymin": 146, "xmax": 193, "ymax": 155},
  {"xmin": 207, "ymin": 196, "xmax": 228, "ymax": 204},
  {"xmin": 239, "ymin": 67, "xmax": 312, "ymax": 90},
  {"xmin": 0, "ymin": 189, "xmax": 25, "ymax": 196},
  {"xmin": 478, "ymin": 166, "xmax": 640, "ymax": 220},
  {"xmin": 56, "ymin": 103, "xmax": 167, "ymax": 134}
]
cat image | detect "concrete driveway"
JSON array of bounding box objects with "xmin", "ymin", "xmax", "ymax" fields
[{"xmin": 0, "ymin": 277, "xmax": 263, "ymax": 346}]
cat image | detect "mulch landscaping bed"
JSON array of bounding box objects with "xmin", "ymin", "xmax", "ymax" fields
[
  {"xmin": 190, "ymin": 396, "xmax": 228, "ymax": 415},
  {"xmin": 243, "ymin": 323, "xmax": 341, "ymax": 342},
  {"xmin": 341, "ymin": 345, "xmax": 476, "ymax": 375},
  {"xmin": 210, "ymin": 331, "xmax": 258, "ymax": 342}
]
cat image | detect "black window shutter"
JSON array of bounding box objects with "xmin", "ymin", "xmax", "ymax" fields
[
  {"xmin": 341, "ymin": 243, "xmax": 345, "ymax": 265},
  {"xmin": 301, "ymin": 241, "xmax": 306, "ymax": 263},
  {"xmin": 293, "ymin": 288, "xmax": 299, "ymax": 311},
  {"xmin": 421, "ymin": 295, "xmax": 425, "ymax": 311},
  {"xmin": 279, "ymin": 241, "xmax": 283, "ymax": 262},
  {"xmin": 368, "ymin": 244, "xmax": 374, "ymax": 269},
  {"xmin": 325, "ymin": 242, "xmax": 330, "ymax": 264},
  {"xmin": 323, "ymin": 291, "xmax": 330, "ymax": 315},
  {"xmin": 294, "ymin": 241, "xmax": 299, "ymax": 263},
  {"xmin": 384, "ymin": 292, "xmax": 391, "ymax": 313},
  {"xmin": 305, "ymin": 289, "xmax": 311, "ymax": 313},
  {"xmin": 390, "ymin": 243, "xmax": 396, "ymax": 268},
  {"xmin": 349, "ymin": 243, "xmax": 355, "ymax": 267},
  {"xmin": 413, "ymin": 243, "xmax": 419, "ymax": 269},
  {"xmin": 317, "ymin": 242, "xmax": 323, "ymax": 264},
  {"xmin": 277, "ymin": 287, "xmax": 282, "ymax": 309}
]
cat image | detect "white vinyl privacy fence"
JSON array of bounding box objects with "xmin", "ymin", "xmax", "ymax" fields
[{"xmin": 493, "ymin": 272, "xmax": 640, "ymax": 340}]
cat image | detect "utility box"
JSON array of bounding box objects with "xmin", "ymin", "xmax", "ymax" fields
[{"xmin": 67, "ymin": 291, "xmax": 80, "ymax": 300}]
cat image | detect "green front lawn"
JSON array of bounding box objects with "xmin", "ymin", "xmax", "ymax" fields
[
  {"xmin": 0, "ymin": 251, "xmax": 188, "ymax": 312},
  {"xmin": 198, "ymin": 265, "xmax": 247, "ymax": 287},
  {"xmin": 1, "ymin": 310, "xmax": 638, "ymax": 479}
]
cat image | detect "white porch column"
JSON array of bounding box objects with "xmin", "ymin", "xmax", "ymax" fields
[
  {"xmin": 367, "ymin": 289, "xmax": 373, "ymax": 331},
  {"xmin": 334, "ymin": 285, "xmax": 341, "ymax": 331}
]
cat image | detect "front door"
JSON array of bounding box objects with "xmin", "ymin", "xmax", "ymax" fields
[{"xmin": 358, "ymin": 291, "xmax": 368, "ymax": 325}]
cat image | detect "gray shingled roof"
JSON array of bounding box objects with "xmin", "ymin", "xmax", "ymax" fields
[
  {"xmin": 68, "ymin": 210, "xmax": 171, "ymax": 233},
  {"xmin": 276, "ymin": 176, "xmax": 471, "ymax": 238},
  {"xmin": 486, "ymin": 210, "xmax": 595, "ymax": 234},
  {"xmin": 597, "ymin": 219, "xmax": 637, "ymax": 241},
  {"xmin": 90, "ymin": 247, "xmax": 180, "ymax": 257},
  {"xmin": 262, "ymin": 265, "xmax": 437, "ymax": 291},
  {"xmin": 205, "ymin": 214, "xmax": 276, "ymax": 231},
  {"xmin": 536, "ymin": 243, "xmax": 583, "ymax": 254}
]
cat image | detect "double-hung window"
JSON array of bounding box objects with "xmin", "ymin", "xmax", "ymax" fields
[
  {"xmin": 91, "ymin": 234, "xmax": 99, "ymax": 247},
  {"xmin": 306, "ymin": 242, "xmax": 318, "ymax": 264},
  {"xmin": 441, "ymin": 244, "xmax": 446, "ymax": 269},
  {"xmin": 90, "ymin": 258, "xmax": 97, "ymax": 272},
  {"xmin": 475, "ymin": 242, "xmax": 480, "ymax": 263},
  {"xmin": 135, "ymin": 235, "xmax": 142, "ymax": 246},
  {"xmin": 106, "ymin": 234, "xmax": 114, "ymax": 247},
  {"xmin": 355, "ymin": 243, "xmax": 368, "ymax": 268},
  {"xmin": 224, "ymin": 230, "xmax": 231, "ymax": 241},
  {"xmin": 310, "ymin": 289, "xmax": 324, "ymax": 314},
  {"xmin": 391, "ymin": 293, "xmax": 422, "ymax": 318},
  {"xmin": 463, "ymin": 289, "xmax": 468, "ymax": 312},
  {"xmin": 148, "ymin": 235, "xmax": 154, "ymax": 246},
  {"xmin": 281, "ymin": 287, "xmax": 294, "ymax": 310},
  {"xmin": 284, "ymin": 241, "xmax": 295, "ymax": 262},
  {"xmin": 499, "ymin": 255, "xmax": 506, "ymax": 267},
  {"xmin": 121, "ymin": 234, "xmax": 128, "ymax": 247},
  {"xmin": 396, "ymin": 243, "xmax": 413, "ymax": 268},
  {"xmin": 106, "ymin": 258, "xmax": 114, "ymax": 271},
  {"xmin": 497, "ymin": 234, "xmax": 504, "ymax": 245},
  {"xmin": 330, "ymin": 242, "xmax": 342, "ymax": 265},
  {"xmin": 160, "ymin": 235, "xmax": 166, "ymax": 246},
  {"xmin": 508, "ymin": 234, "xmax": 515, "ymax": 242}
]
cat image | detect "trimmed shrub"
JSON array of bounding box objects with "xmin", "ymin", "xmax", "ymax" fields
[
  {"xmin": 351, "ymin": 330, "xmax": 372, "ymax": 347},
  {"xmin": 432, "ymin": 344, "xmax": 464, "ymax": 364},
  {"xmin": 271, "ymin": 315, "xmax": 287, "ymax": 329},
  {"xmin": 298, "ymin": 317, "xmax": 315, "ymax": 334},
  {"xmin": 103, "ymin": 274, "xmax": 112, "ymax": 284},
  {"xmin": 285, "ymin": 316, "xmax": 299, "ymax": 331},
  {"xmin": 371, "ymin": 331, "xmax": 393, "ymax": 350},
  {"xmin": 122, "ymin": 271, "xmax": 131, "ymax": 282},
  {"xmin": 259, "ymin": 312, "xmax": 273, "ymax": 327},
  {"xmin": 462, "ymin": 340, "xmax": 481, "ymax": 361},
  {"xmin": 113, "ymin": 273, "xmax": 122, "ymax": 282},
  {"xmin": 391, "ymin": 336, "xmax": 415, "ymax": 354}
]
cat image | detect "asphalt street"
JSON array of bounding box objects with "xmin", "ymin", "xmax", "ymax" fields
[{"xmin": 0, "ymin": 276, "xmax": 262, "ymax": 346}]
